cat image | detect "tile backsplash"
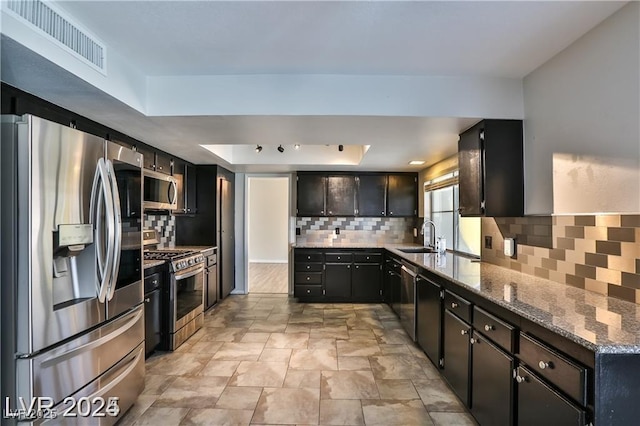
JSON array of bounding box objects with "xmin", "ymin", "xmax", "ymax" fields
[
  {"xmin": 144, "ymin": 213, "xmax": 175, "ymax": 248},
  {"xmin": 296, "ymin": 217, "xmax": 416, "ymax": 246},
  {"xmin": 482, "ymin": 215, "xmax": 640, "ymax": 304}
]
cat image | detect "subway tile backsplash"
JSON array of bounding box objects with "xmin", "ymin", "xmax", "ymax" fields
[
  {"xmin": 296, "ymin": 217, "xmax": 415, "ymax": 246},
  {"xmin": 144, "ymin": 214, "xmax": 175, "ymax": 248},
  {"xmin": 482, "ymin": 215, "xmax": 640, "ymax": 304}
]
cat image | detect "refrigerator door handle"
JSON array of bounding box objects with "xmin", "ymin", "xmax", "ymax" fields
[
  {"xmin": 90, "ymin": 158, "xmax": 115, "ymax": 303},
  {"xmin": 105, "ymin": 159, "xmax": 122, "ymax": 301}
]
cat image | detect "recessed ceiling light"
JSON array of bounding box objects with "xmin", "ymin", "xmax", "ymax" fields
[
  {"xmin": 409, "ymin": 160, "xmax": 425, "ymax": 165},
  {"xmin": 294, "ymin": 144, "xmax": 300, "ymax": 150}
]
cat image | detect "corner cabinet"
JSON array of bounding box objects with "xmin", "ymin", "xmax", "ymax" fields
[
  {"xmin": 458, "ymin": 119, "xmax": 523, "ymax": 217},
  {"xmin": 387, "ymin": 174, "xmax": 418, "ymax": 217}
]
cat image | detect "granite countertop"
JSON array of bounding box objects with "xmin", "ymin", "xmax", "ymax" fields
[
  {"xmin": 174, "ymin": 245, "xmax": 217, "ymax": 254},
  {"xmin": 293, "ymin": 242, "xmax": 389, "ymax": 248},
  {"xmin": 143, "ymin": 259, "xmax": 166, "ymax": 269},
  {"xmin": 295, "ymin": 243, "xmax": 640, "ymax": 353}
]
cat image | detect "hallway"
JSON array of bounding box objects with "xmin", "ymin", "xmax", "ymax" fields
[{"xmin": 121, "ymin": 294, "xmax": 476, "ymax": 425}]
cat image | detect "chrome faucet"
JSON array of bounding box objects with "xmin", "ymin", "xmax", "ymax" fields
[{"xmin": 420, "ymin": 219, "xmax": 437, "ymax": 249}]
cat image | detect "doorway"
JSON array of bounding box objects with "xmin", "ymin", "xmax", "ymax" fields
[{"xmin": 247, "ymin": 177, "xmax": 290, "ymax": 293}]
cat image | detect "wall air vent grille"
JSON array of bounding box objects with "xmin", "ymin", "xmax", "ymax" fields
[{"xmin": 6, "ymin": 0, "xmax": 106, "ymax": 72}]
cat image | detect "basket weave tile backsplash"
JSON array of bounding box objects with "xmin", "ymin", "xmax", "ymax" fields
[
  {"xmin": 482, "ymin": 215, "xmax": 640, "ymax": 304},
  {"xmin": 296, "ymin": 217, "xmax": 416, "ymax": 246}
]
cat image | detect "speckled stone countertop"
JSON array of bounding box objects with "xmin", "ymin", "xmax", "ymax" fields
[
  {"xmin": 295, "ymin": 243, "xmax": 640, "ymax": 353},
  {"xmin": 174, "ymin": 245, "xmax": 217, "ymax": 254},
  {"xmin": 293, "ymin": 242, "xmax": 389, "ymax": 248}
]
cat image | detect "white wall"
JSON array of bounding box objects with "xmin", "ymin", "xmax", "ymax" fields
[
  {"xmin": 523, "ymin": 2, "xmax": 640, "ymax": 214},
  {"xmin": 248, "ymin": 177, "xmax": 289, "ymax": 262}
]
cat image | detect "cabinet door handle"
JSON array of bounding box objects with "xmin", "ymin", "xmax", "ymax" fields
[
  {"xmin": 451, "ymin": 302, "xmax": 458, "ymax": 309},
  {"xmin": 470, "ymin": 337, "xmax": 477, "ymax": 344},
  {"xmin": 329, "ymin": 211, "xmax": 333, "ymax": 214},
  {"xmin": 484, "ymin": 324, "xmax": 494, "ymax": 332},
  {"xmin": 381, "ymin": 211, "xmax": 385, "ymax": 215},
  {"xmin": 460, "ymin": 329, "xmax": 469, "ymax": 335},
  {"xmin": 347, "ymin": 265, "xmax": 350, "ymax": 269},
  {"xmin": 389, "ymin": 211, "xmax": 393, "ymax": 215},
  {"xmin": 515, "ymin": 375, "xmax": 528, "ymax": 384},
  {"xmin": 538, "ymin": 361, "xmax": 552, "ymax": 370},
  {"xmin": 355, "ymin": 265, "xmax": 359, "ymax": 269},
  {"xmin": 145, "ymin": 298, "xmax": 150, "ymax": 303}
]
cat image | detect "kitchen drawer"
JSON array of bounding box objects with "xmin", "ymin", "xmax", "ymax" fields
[
  {"xmin": 354, "ymin": 253, "xmax": 382, "ymax": 263},
  {"xmin": 295, "ymin": 285, "xmax": 323, "ymax": 298},
  {"xmin": 444, "ymin": 290, "xmax": 472, "ymax": 323},
  {"xmin": 519, "ymin": 332, "xmax": 587, "ymax": 406},
  {"xmin": 295, "ymin": 252, "xmax": 323, "ymax": 263},
  {"xmin": 473, "ymin": 306, "xmax": 516, "ymax": 352},
  {"xmin": 144, "ymin": 272, "xmax": 161, "ymax": 293},
  {"xmin": 325, "ymin": 253, "xmax": 353, "ymax": 263},
  {"xmin": 295, "ymin": 272, "xmax": 323, "ymax": 285},
  {"xmin": 206, "ymin": 254, "xmax": 217, "ymax": 267},
  {"xmin": 295, "ymin": 262, "xmax": 323, "ymax": 272}
]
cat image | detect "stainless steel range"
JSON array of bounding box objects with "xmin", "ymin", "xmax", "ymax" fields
[{"xmin": 143, "ymin": 231, "xmax": 205, "ymax": 350}]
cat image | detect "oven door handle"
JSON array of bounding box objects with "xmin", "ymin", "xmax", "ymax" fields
[{"xmin": 174, "ymin": 267, "xmax": 204, "ymax": 281}]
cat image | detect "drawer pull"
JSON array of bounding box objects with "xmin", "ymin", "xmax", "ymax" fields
[
  {"xmin": 538, "ymin": 361, "xmax": 552, "ymax": 370},
  {"xmin": 306, "ymin": 266, "xmax": 310, "ymax": 269},
  {"xmin": 337, "ymin": 256, "xmax": 341, "ymax": 259},
  {"xmin": 451, "ymin": 302, "xmax": 458, "ymax": 309},
  {"xmin": 484, "ymin": 324, "xmax": 494, "ymax": 332},
  {"xmin": 306, "ymin": 277, "xmax": 310, "ymax": 281},
  {"xmin": 366, "ymin": 256, "xmax": 370, "ymax": 260},
  {"xmin": 307, "ymin": 256, "xmax": 311, "ymax": 260},
  {"xmin": 516, "ymin": 375, "xmax": 528, "ymax": 384},
  {"xmin": 306, "ymin": 289, "xmax": 311, "ymax": 294},
  {"xmin": 460, "ymin": 329, "xmax": 469, "ymax": 335}
]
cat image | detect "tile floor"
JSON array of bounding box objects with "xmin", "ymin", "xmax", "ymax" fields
[{"xmin": 120, "ymin": 294, "xmax": 477, "ymax": 425}]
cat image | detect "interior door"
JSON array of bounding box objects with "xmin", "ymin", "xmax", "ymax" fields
[{"xmin": 220, "ymin": 178, "xmax": 235, "ymax": 298}]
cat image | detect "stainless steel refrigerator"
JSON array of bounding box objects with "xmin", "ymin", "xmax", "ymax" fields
[{"xmin": 1, "ymin": 115, "xmax": 145, "ymax": 424}]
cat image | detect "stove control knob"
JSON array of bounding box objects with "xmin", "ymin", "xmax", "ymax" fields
[{"xmin": 189, "ymin": 258, "xmax": 194, "ymax": 266}]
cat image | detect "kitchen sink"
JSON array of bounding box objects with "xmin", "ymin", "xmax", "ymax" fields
[{"xmin": 398, "ymin": 247, "xmax": 437, "ymax": 254}]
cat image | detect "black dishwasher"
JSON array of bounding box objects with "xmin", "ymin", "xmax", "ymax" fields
[{"xmin": 144, "ymin": 272, "xmax": 162, "ymax": 357}]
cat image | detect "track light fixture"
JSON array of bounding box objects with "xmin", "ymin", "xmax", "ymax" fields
[
  {"xmin": 255, "ymin": 145, "xmax": 262, "ymax": 153},
  {"xmin": 277, "ymin": 145, "xmax": 284, "ymax": 153},
  {"xmin": 338, "ymin": 144, "xmax": 344, "ymax": 152}
]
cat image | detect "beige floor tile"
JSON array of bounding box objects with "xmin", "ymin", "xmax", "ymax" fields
[
  {"xmin": 285, "ymin": 324, "xmax": 312, "ymax": 333},
  {"xmin": 252, "ymin": 387, "xmax": 320, "ymax": 425},
  {"xmin": 289, "ymin": 348, "xmax": 338, "ymax": 370},
  {"xmin": 141, "ymin": 375, "xmax": 176, "ymax": 395},
  {"xmin": 310, "ymin": 325, "xmax": 350, "ymax": 340},
  {"xmin": 307, "ymin": 338, "xmax": 336, "ymax": 349},
  {"xmin": 259, "ymin": 348, "xmax": 293, "ymax": 362},
  {"xmin": 289, "ymin": 314, "xmax": 324, "ymax": 325},
  {"xmin": 146, "ymin": 353, "xmax": 212, "ymax": 376},
  {"xmin": 378, "ymin": 344, "xmax": 410, "ymax": 355},
  {"xmin": 338, "ymin": 356, "xmax": 371, "ymax": 371},
  {"xmin": 131, "ymin": 406, "xmax": 189, "ymax": 425},
  {"xmin": 412, "ymin": 378, "xmax": 466, "ymax": 412},
  {"xmin": 320, "ymin": 370, "xmax": 380, "ymax": 400},
  {"xmin": 215, "ymin": 386, "xmax": 263, "ymax": 410},
  {"xmin": 153, "ymin": 376, "xmax": 228, "ymax": 408},
  {"xmin": 199, "ymin": 360, "xmax": 241, "ymax": 377},
  {"xmin": 348, "ymin": 329, "xmax": 377, "ymax": 341},
  {"xmin": 361, "ymin": 400, "xmax": 434, "ymax": 425},
  {"xmin": 319, "ymin": 399, "xmax": 365, "ymax": 425},
  {"xmin": 336, "ymin": 340, "xmax": 381, "ymax": 357},
  {"xmin": 228, "ymin": 361, "xmax": 288, "ymax": 387},
  {"xmin": 187, "ymin": 341, "xmax": 225, "ymax": 354},
  {"xmin": 369, "ymin": 355, "xmax": 427, "ymax": 380},
  {"xmin": 373, "ymin": 329, "xmax": 413, "ymax": 345},
  {"xmin": 241, "ymin": 332, "xmax": 272, "ymax": 343},
  {"xmin": 211, "ymin": 342, "xmax": 266, "ymax": 361},
  {"xmin": 266, "ymin": 332, "xmax": 310, "ymax": 349},
  {"xmin": 249, "ymin": 322, "xmax": 288, "ymax": 333},
  {"xmin": 283, "ymin": 369, "xmax": 322, "ymax": 389},
  {"xmin": 375, "ymin": 379, "xmax": 419, "ymax": 400},
  {"xmin": 181, "ymin": 408, "xmax": 254, "ymax": 425},
  {"xmin": 117, "ymin": 395, "xmax": 157, "ymax": 426},
  {"xmin": 429, "ymin": 411, "xmax": 478, "ymax": 425},
  {"xmin": 199, "ymin": 327, "xmax": 248, "ymax": 342}
]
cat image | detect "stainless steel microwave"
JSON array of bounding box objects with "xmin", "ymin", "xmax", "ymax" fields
[{"xmin": 144, "ymin": 169, "xmax": 178, "ymax": 210}]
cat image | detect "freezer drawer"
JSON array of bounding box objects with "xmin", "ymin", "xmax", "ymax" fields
[{"xmin": 16, "ymin": 305, "xmax": 144, "ymax": 407}]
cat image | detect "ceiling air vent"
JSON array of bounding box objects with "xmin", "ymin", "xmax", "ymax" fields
[{"xmin": 6, "ymin": 0, "xmax": 106, "ymax": 73}]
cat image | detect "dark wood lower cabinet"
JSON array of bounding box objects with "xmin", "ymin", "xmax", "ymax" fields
[
  {"xmin": 516, "ymin": 366, "xmax": 586, "ymax": 426},
  {"xmin": 325, "ymin": 263, "xmax": 351, "ymax": 299},
  {"xmin": 442, "ymin": 310, "xmax": 471, "ymax": 406},
  {"xmin": 470, "ymin": 331, "xmax": 514, "ymax": 426},
  {"xmin": 416, "ymin": 275, "xmax": 442, "ymax": 367},
  {"xmin": 352, "ymin": 263, "xmax": 382, "ymax": 301}
]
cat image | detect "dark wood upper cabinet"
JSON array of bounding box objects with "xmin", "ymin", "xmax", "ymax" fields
[
  {"xmin": 326, "ymin": 176, "xmax": 357, "ymax": 216},
  {"xmin": 297, "ymin": 174, "xmax": 326, "ymax": 216},
  {"xmin": 135, "ymin": 145, "xmax": 156, "ymax": 171},
  {"xmin": 172, "ymin": 159, "xmax": 197, "ymax": 214},
  {"xmin": 458, "ymin": 119, "xmax": 524, "ymax": 217},
  {"xmin": 387, "ymin": 174, "xmax": 417, "ymax": 217},
  {"xmin": 357, "ymin": 174, "xmax": 387, "ymax": 217}
]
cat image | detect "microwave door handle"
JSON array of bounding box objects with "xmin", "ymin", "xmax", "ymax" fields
[
  {"xmin": 106, "ymin": 159, "xmax": 122, "ymax": 301},
  {"xmin": 168, "ymin": 179, "xmax": 177, "ymax": 206}
]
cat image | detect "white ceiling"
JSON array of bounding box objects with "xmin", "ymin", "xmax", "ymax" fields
[{"xmin": 0, "ymin": 1, "xmax": 626, "ymax": 171}]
